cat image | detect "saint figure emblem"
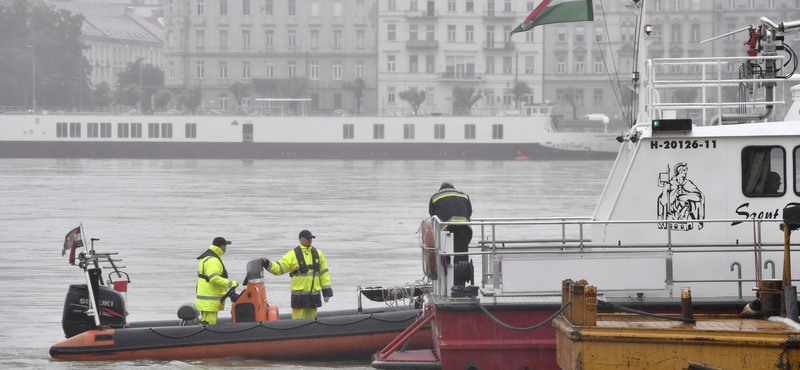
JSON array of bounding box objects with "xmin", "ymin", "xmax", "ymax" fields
[{"xmin": 657, "ymin": 163, "xmax": 705, "ymax": 230}]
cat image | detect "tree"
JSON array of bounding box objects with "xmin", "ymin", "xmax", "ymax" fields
[
  {"xmin": 277, "ymin": 77, "xmax": 308, "ymax": 114},
  {"xmin": 116, "ymin": 59, "xmax": 164, "ymax": 111},
  {"xmin": 228, "ymin": 81, "xmax": 252, "ymax": 106},
  {"xmin": 116, "ymin": 84, "xmax": 141, "ymax": 109},
  {"xmin": 399, "ymin": 87, "xmax": 427, "ymax": 114},
  {"xmin": 277, "ymin": 77, "xmax": 308, "ymax": 98},
  {"xmin": 562, "ymin": 87, "xmax": 578, "ymax": 119},
  {"xmin": 91, "ymin": 82, "xmax": 113, "ymax": 111},
  {"xmin": 510, "ymin": 80, "xmax": 532, "ymax": 109},
  {"xmin": 153, "ymin": 89, "xmax": 172, "ymax": 110},
  {"xmin": 0, "ymin": 1, "xmax": 91, "ymax": 108},
  {"xmin": 343, "ymin": 78, "xmax": 366, "ymax": 116},
  {"xmin": 178, "ymin": 85, "xmax": 202, "ymax": 114},
  {"xmin": 452, "ymin": 85, "xmax": 482, "ymax": 115}
]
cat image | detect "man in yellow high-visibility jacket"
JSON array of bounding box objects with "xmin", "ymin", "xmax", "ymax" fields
[
  {"xmin": 196, "ymin": 236, "xmax": 238, "ymax": 325},
  {"xmin": 261, "ymin": 230, "xmax": 332, "ymax": 319}
]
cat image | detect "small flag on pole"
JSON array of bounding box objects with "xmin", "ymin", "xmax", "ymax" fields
[
  {"xmin": 511, "ymin": 0, "xmax": 594, "ymax": 36},
  {"xmin": 62, "ymin": 226, "xmax": 83, "ymax": 265}
]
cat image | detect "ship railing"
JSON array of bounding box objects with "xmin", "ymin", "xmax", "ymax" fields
[
  {"xmin": 424, "ymin": 216, "xmax": 793, "ymax": 302},
  {"xmin": 645, "ymin": 55, "xmax": 788, "ymax": 125}
]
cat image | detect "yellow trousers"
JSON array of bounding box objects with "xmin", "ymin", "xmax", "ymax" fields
[
  {"xmin": 199, "ymin": 311, "xmax": 218, "ymax": 325},
  {"xmin": 292, "ymin": 308, "xmax": 317, "ymax": 319}
]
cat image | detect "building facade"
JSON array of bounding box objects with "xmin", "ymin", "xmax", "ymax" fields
[
  {"xmin": 377, "ymin": 0, "xmax": 544, "ymax": 116},
  {"xmin": 162, "ymin": 0, "xmax": 379, "ymax": 114},
  {"xmin": 82, "ymin": 13, "xmax": 164, "ymax": 89}
]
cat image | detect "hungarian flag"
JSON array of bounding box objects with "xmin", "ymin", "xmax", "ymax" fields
[
  {"xmin": 511, "ymin": 0, "xmax": 594, "ymax": 35},
  {"xmin": 62, "ymin": 226, "xmax": 83, "ymax": 265}
]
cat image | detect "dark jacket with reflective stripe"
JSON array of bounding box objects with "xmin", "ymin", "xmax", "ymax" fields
[
  {"xmin": 429, "ymin": 187, "xmax": 472, "ymax": 225},
  {"xmin": 266, "ymin": 244, "xmax": 333, "ymax": 309},
  {"xmin": 196, "ymin": 245, "xmax": 235, "ymax": 312}
]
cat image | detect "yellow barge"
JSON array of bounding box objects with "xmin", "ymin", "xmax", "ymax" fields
[{"xmin": 555, "ymin": 281, "xmax": 800, "ymax": 370}]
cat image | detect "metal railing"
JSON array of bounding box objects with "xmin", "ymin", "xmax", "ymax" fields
[
  {"xmin": 422, "ymin": 216, "xmax": 794, "ymax": 301},
  {"xmin": 645, "ymin": 55, "xmax": 788, "ymax": 125}
]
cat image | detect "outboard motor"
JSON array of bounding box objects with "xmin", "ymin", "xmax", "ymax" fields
[
  {"xmin": 231, "ymin": 259, "xmax": 278, "ymax": 323},
  {"xmin": 61, "ymin": 284, "xmax": 126, "ymax": 338}
]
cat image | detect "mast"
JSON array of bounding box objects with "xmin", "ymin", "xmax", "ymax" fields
[{"xmin": 631, "ymin": 0, "xmax": 648, "ymax": 125}]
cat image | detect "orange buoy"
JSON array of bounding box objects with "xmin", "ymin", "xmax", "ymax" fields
[{"xmin": 421, "ymin": 219, "xmax": 438, "ymax": 280}]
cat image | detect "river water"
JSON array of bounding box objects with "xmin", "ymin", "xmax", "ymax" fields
[{"xmin": 0, "ymin": 158, "xmax": 612, "ymax": 369}]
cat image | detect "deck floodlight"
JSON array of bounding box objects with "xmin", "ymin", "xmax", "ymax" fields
[
  {"xmin": 632, "ymin": 71, "xmax": 640, "ymax": 82},
  {"xmin": 645, "ymin": 24, "xmax": 653, "ymax": 36}
]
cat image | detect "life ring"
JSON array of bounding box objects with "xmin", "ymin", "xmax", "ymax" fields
[{"xmin": 421, "ymin": 218, "xmax": 438, "ymax": 280}]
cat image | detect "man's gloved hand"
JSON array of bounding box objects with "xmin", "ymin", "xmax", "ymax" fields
[{"xmin": 260, "ymin": 257, "xmax": 270, "ymax": 269}]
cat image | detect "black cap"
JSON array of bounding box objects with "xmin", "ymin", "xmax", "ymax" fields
[
  {"xmin": 212, "ymin": 237, "xmax": 232, "ymax": 247},
  {"xmin": 298, "ymin": 230, "xmax": 315, "ymax": 239}
]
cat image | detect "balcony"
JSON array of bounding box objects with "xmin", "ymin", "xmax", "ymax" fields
[
  {"xmin": 438, "ymin": 72, "xmax": 482, "ymax": 81},
  {"xmin": 482, "ymin": 10, "xmax": 516, "ymax": 20},
  {"xmin": 406, "ymin": 40, "xmax": 439, "ymax": 49},
  {"xmin": 483, "ymin": 41, "xmax": 515, "ymax": 51},
  {"xmin": 405, "ymin": 9, "xmax": 438, "ymax": 18}
]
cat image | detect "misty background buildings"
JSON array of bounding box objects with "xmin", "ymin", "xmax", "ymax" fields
[{"xmin": 3, "ymin": 0, "xmax": 800, "ymax": 122}]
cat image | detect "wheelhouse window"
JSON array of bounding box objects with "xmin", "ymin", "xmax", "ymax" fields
[
  {"xmin": 434, "ymin": 124, "xmax": 445, "ymax": 139},
  {"xmin": 373, "ymin": 124, "xmax": 385, "ymax": 139},
  {"xmin": 343, "ymin": 124, "xmax": 354, "ymax": 139},
  {"xmin": 161, "ymin": 123, "xmax": 173, "ymax": 138},
  {"xmin": 404, "ymin": 124, "xmax": 415, "ymax": 139},
  {"xmin": 742, "ymin": 146, "xmax": 785, "ymax": 197},
  {"xmin": 464, "ymin": 124, "xmax": 476, "ymax": 139},
  {"xmin": 186, "ymin": 123, "xmax": 197, "ymax": 138},
  {"xmin": 57, "ymin": 122, "xmax": 68, "ymax": 137},
  {"xmin": 148, "ymin": 123, "xmax": 160, "ymax": 138},
  {"xmin": 131, "ymin": 123, "xmax": 142, "ymax": 138},
  {"xmin": 792, "ymin": 147, "xmax": 800, "ymax": 196}
]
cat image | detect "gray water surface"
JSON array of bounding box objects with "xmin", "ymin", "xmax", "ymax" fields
[{"xmin": 0, "ymin": 158, "xmax": 612, "ymax": 369}]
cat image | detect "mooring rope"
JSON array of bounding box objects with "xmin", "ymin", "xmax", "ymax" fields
[{"xmin": 469, "ymin": 295, "xmax": 573, "ymax": 331}]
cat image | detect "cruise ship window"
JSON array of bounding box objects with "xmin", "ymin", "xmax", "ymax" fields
[
  {"xmin": 87, "ymin": 123, "xmax": 98, "ymax": 138},
  {"xmin": 100, "ymin": 123, "xmax": 111, "ymax": 138},
  {"xmin": 57, "ymin": 122, "xmax": 68, "ymax": 138},
  {"xmin": 131, "ymin": 123, "xmax": 142, "ymax": 138},
  {"xmin": 404, "ymin": 124, "xmax": 415, "ymax": 139},
  {"xmin": 464, "ymin": 124, "xmax": 475, "ymax": 139},
  {"xmin": 118, "ymin": 123, "xmax": 129, "ymax": 138},
  {"xmin": 434, "ymin": 124, "xmax": 445, "ymax": 139},
  {"xmin": 185, "ymin": 123, "xmax": 197, "ymax": 139},
  {"xmin": 161, "ymin": 123, "xmax": 173, "ymax": 139},
  {"xmin": 373, "ymin": 124, "xmax": 385, "ymax": 139},
  {"xmin": 343, "ymin": 124, "xmax": 354, "ymax": 139},
  {"xmin": 148, "ymin": 123, "xmax": 160, "ymax": 139},
  {"xmin": 69, "ymin": 122, "xmax": 81, "ymax": 138},
  {"xmin": 492, "ymin": 124, "xmax": 503, "ymax": 139},
  {"xmin": 741, "ymin": 146, "xmax": 785, "ymax": 197}
]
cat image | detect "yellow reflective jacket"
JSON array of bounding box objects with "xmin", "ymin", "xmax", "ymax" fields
[
  {"xmin": 266, "ymin": 244, "xmax": 333, "ymax": 309},
  {"xmin": 196, "ymin": 245, "xmax": 236, "ymax": 312}
]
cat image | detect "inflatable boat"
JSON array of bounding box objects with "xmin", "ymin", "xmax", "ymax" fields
[{"xmin": 50, "ymin": 244, "xmax": 429, "ymax": 361}]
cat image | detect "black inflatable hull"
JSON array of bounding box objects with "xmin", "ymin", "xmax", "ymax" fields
[{"xmin": 50, "ymin": 309, "xmax": 430, "ymax": 361}]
